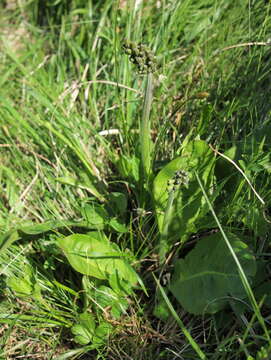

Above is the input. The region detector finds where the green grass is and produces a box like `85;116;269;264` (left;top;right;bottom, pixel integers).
1;0;271;359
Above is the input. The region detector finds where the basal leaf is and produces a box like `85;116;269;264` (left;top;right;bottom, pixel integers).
170;232;256;315
71;312;96;345
255;282;271;308
81;203;107;229
108;273;133;296
57;232;138;284
93;285;128;319
0;221;93;253
108;218;128;233
153;140;215;245
19;220;90;235
116;155;140;182
92;321;113;346
19;221;71;235
6;263;42;300
7;275;33;297
0;230;20;253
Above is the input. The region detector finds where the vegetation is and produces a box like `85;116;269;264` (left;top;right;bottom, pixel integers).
0;0;271;359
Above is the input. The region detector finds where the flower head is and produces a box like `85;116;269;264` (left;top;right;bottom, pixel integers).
122;40;157;74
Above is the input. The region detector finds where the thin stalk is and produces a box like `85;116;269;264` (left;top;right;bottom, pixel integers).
159;189;175;262
140;72;153;182
153;274;206;360
196;172;271;343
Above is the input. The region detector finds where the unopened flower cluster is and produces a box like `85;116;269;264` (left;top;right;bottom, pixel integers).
167;170;189;193
122;40;157;74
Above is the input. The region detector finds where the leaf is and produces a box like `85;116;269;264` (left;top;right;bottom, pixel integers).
19;220;71;235
242;206;269;237
1;166;21;209
6;263;42;300
108;218;128;233
92;321;113;346
153;140;215;245
81;203;107;229
170;232;257;315
44;122;105;202
57;232;138;284
0;230;20;253
215;146;240;197
108;273;133;296
0;220;92;253
116;155;140;182
19;220;93;235
71;312;96;345
94;285;128;319
7;275;33;297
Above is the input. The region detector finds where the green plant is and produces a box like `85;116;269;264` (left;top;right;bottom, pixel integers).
170;232;256;315
153;139;216;260
1;0;271;358
122;40;157;187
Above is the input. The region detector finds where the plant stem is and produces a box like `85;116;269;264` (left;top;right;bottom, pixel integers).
140;72;153;183
159;189;175;262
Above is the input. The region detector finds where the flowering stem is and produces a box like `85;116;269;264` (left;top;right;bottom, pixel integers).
140;72;153;182
122;40;156;191
159;188;175;262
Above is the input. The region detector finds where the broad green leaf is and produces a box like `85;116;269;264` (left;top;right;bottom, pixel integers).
170;232;256;315
153;140;215;246
45;122;105;202
215;146;240;197
108;218;128;233
57;233;138;284
56;173;105;199
1;166;21;209
0;230;20;253
0;220;93;253
6;263;42;300
153;287;170;321
71;312;96;345
92;321;113;346
94;285;128;319
7;275;33;297
252;261;271;309
19;220;93;235
109;273;134;296
19;220;73;235
242;206;269;237
81;203;107;229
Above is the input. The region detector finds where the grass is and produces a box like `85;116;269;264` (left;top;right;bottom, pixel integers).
1;0;271;359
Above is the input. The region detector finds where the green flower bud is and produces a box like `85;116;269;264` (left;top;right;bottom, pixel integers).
122;39;157;74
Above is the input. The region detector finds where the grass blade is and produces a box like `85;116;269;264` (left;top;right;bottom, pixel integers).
153;273;206;360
